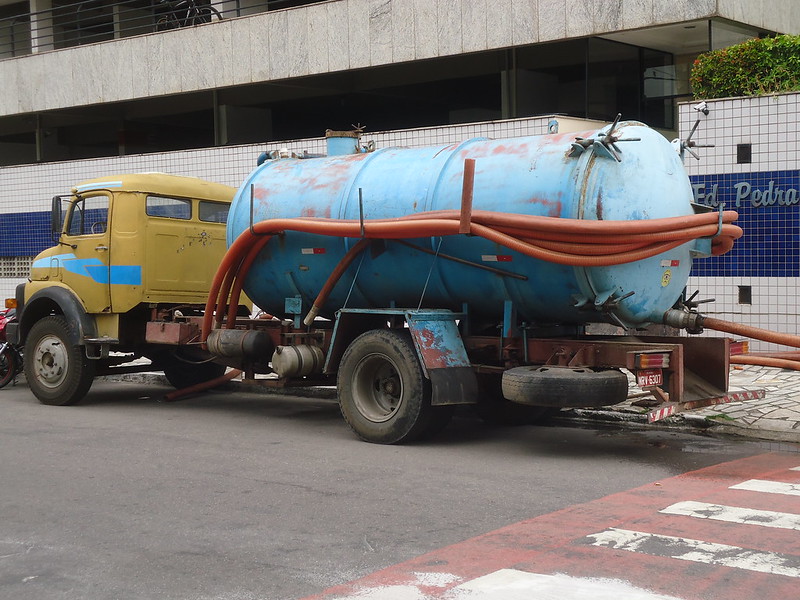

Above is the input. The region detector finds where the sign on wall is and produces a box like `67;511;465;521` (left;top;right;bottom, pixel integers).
691;170;800;277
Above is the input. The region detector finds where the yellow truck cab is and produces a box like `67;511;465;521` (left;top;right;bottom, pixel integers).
12;173;239;405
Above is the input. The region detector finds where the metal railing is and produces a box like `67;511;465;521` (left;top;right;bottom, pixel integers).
0;0;325;58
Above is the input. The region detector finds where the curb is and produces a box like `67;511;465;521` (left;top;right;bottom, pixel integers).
562;406;800;444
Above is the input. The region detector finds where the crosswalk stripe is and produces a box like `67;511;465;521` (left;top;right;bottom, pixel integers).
730;479;800;496
661;500;800;530
585;528;800;578
451;569;683;600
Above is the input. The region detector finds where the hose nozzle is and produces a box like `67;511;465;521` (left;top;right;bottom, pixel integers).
663;308;704;333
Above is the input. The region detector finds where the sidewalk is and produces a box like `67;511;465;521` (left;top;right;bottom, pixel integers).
567;364;800;444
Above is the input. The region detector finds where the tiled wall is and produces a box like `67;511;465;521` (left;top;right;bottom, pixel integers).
681;92;800;351
0;114;582;301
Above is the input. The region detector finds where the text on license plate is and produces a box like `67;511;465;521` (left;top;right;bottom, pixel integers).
637;369;663;387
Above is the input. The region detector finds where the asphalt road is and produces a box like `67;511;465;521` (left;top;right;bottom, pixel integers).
0;379;779;600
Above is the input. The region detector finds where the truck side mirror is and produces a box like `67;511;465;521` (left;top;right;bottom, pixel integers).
51;195;63;237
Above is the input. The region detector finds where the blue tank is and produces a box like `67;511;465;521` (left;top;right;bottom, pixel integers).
227;122;702;327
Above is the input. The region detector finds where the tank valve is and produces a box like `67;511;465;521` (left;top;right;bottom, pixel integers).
663;308;704;334
568;114;640;162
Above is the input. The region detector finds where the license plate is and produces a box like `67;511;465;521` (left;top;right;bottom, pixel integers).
637;368;663;387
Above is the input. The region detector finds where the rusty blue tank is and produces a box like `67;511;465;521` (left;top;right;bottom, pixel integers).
227;122;704;328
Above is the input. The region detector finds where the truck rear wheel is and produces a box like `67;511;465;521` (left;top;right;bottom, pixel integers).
338;329;439;444
24;315;95;406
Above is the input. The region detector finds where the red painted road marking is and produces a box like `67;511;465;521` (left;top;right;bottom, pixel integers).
303;453;800;600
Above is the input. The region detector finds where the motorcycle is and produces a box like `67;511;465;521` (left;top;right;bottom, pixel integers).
0;308;23;389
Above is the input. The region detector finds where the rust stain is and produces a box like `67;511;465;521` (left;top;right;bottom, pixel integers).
529;197;563;217
252;184;270;201
415;327;458;369
547;129;597;144
596;189;604;220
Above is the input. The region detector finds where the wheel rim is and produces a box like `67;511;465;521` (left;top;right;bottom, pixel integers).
0;351;13;383
32;334;70;390
352;352;404;423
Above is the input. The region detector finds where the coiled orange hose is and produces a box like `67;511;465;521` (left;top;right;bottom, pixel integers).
202;209;742;342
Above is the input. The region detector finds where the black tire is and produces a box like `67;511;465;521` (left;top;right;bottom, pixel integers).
502;365;628;408
474;373;554;425
0;347;20;389
160;351;227;390
155;16;176;31
24;315;95;406
338;329;436;444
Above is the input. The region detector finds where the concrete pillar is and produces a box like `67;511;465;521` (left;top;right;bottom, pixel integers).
29;0;54;53
113;3;121;39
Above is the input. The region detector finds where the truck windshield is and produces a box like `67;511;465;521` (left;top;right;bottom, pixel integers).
66;195;109;236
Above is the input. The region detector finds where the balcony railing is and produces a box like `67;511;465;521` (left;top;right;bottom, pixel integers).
0;0;324;58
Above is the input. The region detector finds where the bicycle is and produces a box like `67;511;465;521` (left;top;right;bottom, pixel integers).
156;0;222;31
0;308;22;390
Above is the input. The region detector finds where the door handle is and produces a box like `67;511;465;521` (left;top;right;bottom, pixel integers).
95;245;109;252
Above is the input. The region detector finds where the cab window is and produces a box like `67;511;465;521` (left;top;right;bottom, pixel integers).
146;196;191;220
198;201;229;223
66;195;109;236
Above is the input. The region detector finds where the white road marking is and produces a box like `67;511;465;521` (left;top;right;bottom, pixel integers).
661;500;800;530
790;466;800;471
449;569;684;599
730;479;800;496
586;528;800;578
329;570;683;600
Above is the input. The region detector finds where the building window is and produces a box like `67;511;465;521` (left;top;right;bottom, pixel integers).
738;285;752;305
737;143;752;164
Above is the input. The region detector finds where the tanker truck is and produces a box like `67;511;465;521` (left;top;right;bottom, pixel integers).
9;118;759;444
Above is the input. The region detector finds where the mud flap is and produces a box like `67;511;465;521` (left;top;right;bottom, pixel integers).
405;310;477;406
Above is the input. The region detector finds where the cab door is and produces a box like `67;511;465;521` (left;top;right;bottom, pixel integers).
60;193;112;314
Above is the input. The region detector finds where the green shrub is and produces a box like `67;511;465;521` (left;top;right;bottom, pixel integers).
690;34;800;99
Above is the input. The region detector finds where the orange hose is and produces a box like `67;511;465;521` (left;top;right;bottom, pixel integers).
164;369;243;401
225;234;273;328
201;209;743;341
389;208;739;233
202;229;262;341
304;238;371;325
703;317;800;349
730;355;800;371
746;351;800;359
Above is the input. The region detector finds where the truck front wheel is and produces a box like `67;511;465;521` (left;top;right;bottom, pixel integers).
24;315;95;405
338;329;437;445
